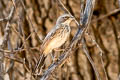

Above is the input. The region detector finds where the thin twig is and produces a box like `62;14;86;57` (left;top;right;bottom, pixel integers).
118;74;120;80
0;47;39;54
0;7;15;22
11;26;23;40
119;0;120;8
20;0;43;43
56;0;70;14
82;39;101;80
6;32;15;80
11;0;16;8
92;8;120;22
4;55;23;64
80;0;85;26
79;1;101;79
85;32;108;80
0;5;15;80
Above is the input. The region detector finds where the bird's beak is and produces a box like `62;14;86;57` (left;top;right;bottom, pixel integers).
71;16;74;19
69;16;74;21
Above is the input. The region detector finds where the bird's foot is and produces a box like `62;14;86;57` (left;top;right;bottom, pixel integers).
59;57;71;67
50;52;58;63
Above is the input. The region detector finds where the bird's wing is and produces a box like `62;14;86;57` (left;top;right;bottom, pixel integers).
41;24;64;48
43;26;57;43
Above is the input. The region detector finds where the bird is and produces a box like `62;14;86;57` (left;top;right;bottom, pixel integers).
34;14;74;72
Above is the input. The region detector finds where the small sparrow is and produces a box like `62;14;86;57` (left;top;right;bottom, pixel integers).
34;14;74;72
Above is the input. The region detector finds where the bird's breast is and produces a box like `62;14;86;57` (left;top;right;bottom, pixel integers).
43;25;71;55
50;25;70;48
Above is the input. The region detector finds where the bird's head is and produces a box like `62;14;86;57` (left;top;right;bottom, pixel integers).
56;14;74;25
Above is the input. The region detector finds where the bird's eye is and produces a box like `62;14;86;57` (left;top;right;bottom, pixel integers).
63;16;69;20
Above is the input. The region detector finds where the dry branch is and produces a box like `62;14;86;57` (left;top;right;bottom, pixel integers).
0;7;15;22
0;6;15;80
20;0;43;44
92;8;120;22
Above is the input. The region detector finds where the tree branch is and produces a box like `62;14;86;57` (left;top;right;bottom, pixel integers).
0;6;15;80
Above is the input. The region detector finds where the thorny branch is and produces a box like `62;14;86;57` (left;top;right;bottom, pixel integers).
40;0;96;80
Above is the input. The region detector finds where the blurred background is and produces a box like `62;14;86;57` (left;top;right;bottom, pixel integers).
0;0;120;80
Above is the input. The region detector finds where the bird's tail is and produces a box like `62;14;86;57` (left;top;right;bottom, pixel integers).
34;54;46;73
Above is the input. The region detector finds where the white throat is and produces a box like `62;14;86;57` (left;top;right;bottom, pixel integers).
61;20;71;25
